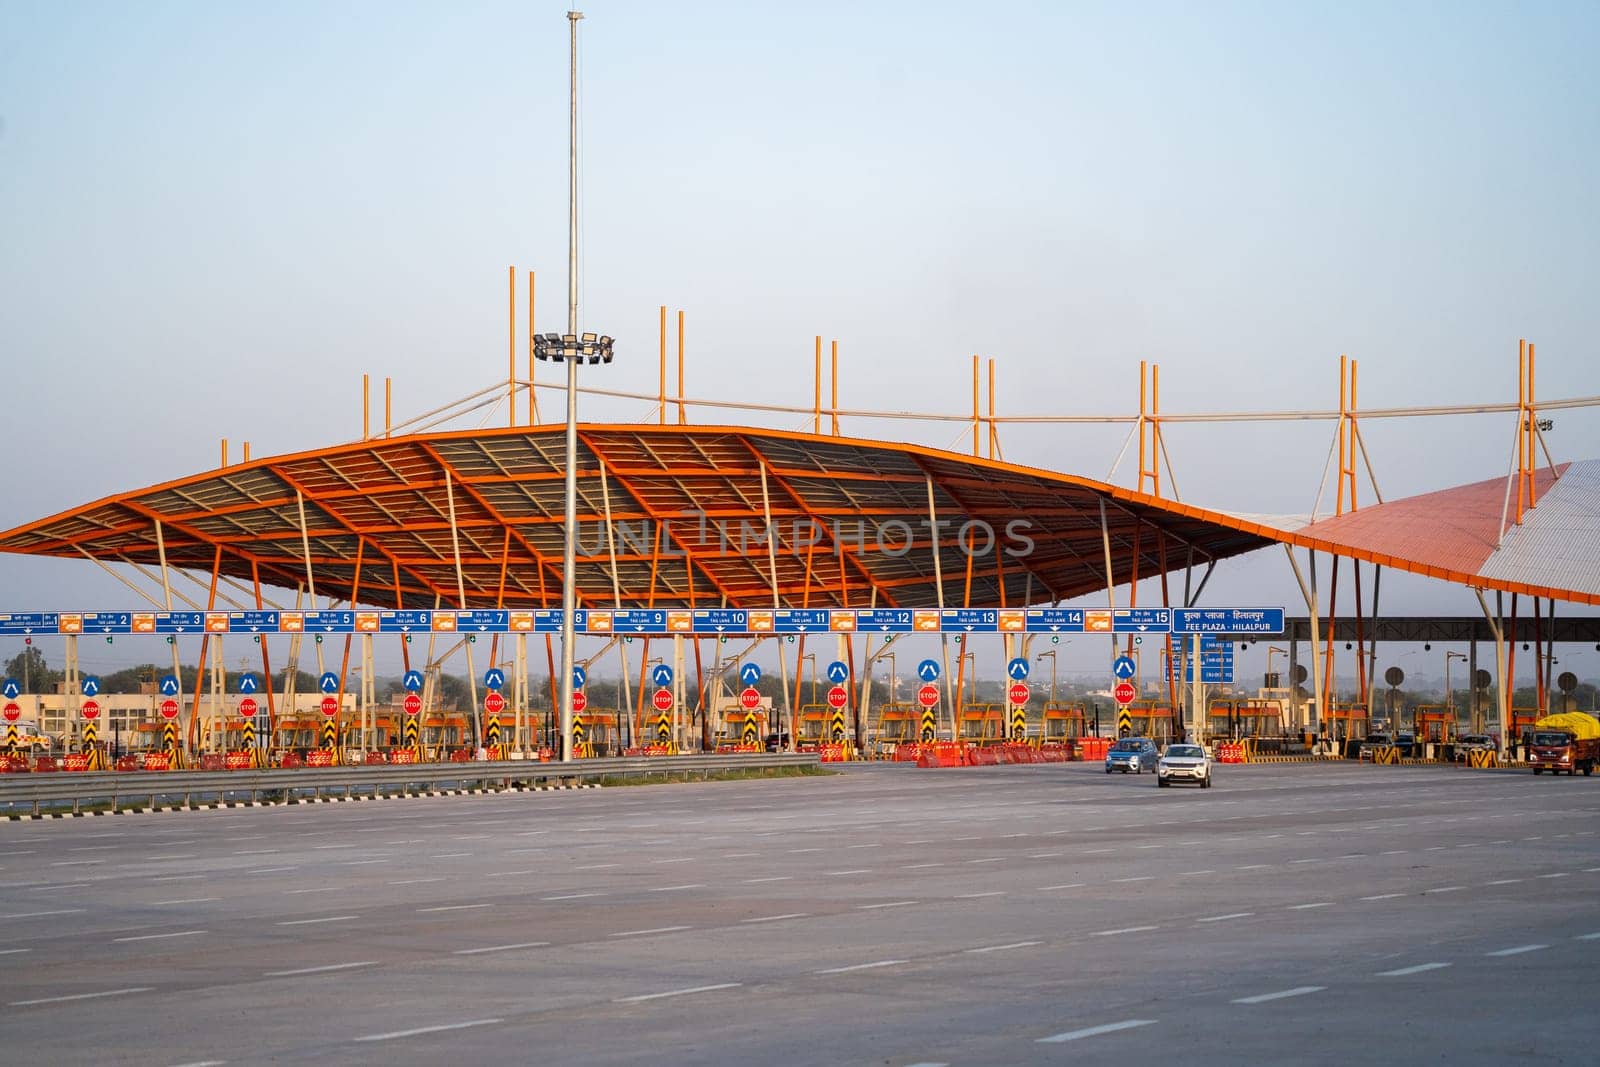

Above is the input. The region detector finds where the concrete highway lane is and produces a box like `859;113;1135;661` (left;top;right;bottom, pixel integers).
2;760;1597;1065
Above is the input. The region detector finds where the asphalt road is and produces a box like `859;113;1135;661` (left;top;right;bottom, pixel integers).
2;760;1597;1066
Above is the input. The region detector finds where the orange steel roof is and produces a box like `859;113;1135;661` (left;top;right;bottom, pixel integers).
0;424;1591;608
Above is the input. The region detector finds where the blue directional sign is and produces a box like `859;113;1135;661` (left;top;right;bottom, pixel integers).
459;609;508;633
650;663;674;687
0;612;59;636
155;612;205;634
825;660;849;685
856;608;914;633
774;609;831;633
85;612;132;634
694;609;748;633
1;678;19;699
1112;656;1137;679
234;611;279;632
614;609;667;634
159;674;180;696
1007;657;1030;680
1025;608;1085;633
238;672;260;695
319;671;340;694
402;669;425;692
1173;608;1285;635
572;665;587;689
484;668;506;690
917;659;941;682
943;608;998;632
381;611;434;634
79;676;100;697
305;610;355;633
1114;608;1171;633
739;662;762;686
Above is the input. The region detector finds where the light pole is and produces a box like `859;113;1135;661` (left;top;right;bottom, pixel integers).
1035;650;1058;705
1266;645;1287;687
1444;651;1466;725
534;10;615;763
800;654;816;705
881;652;896;703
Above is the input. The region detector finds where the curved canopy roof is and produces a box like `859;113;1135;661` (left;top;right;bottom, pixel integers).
0;425;1592;609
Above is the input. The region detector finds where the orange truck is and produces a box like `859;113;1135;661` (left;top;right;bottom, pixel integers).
1527;713;1600;777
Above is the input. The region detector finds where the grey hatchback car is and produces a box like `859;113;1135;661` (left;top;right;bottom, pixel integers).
1105;737;1159;774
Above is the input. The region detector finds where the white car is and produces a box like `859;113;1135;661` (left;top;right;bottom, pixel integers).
1157;743;1212;788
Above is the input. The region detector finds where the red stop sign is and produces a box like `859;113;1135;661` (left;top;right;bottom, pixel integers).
740;686;762;711
81;699;101;720
917;683;940;708
160;699;180;720
1114;681;1137;705
320;695;340;717
403;693;422;716
238;697;258;718
484;691;506;715
1008;682;1030;706
571;691;589;713
652;687;673;712
826;685;848;709
3;702;20;722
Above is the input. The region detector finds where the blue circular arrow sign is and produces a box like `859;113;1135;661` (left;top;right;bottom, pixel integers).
237;672;260;694
81;676;100;697
917;659;941;682
740;662;762;686
402;670;425;692
1112;656;1137;679
825;660;849;684
650;664;674;687
572;665;587;690
1;678;19;699
159;674;180;696
484;668;506;690
319;671;340;694
1007;657;1030;680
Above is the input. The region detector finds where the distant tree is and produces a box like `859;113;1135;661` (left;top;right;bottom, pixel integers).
3;646;61;694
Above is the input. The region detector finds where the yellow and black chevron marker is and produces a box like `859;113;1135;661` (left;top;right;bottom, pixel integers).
1373;744;1400;765
572;717;589;757
403;717;420;755
830;708;846;744
1116;709;1132;737
161;721;185;768
655;710;672;745
484;713;501;756
1010;705;1027;741
241;726;266;768
6;724;17;752
919;707;936;744
742;710;760;746
320;719;338;753
81;721;106;770
1468;748;1498;769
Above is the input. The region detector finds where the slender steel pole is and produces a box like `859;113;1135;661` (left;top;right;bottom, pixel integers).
559;10;584;762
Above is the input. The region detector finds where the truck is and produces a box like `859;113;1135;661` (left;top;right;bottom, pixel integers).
1527;713;1600;776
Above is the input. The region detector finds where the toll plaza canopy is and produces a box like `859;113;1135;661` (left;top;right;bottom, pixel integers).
0;425;1595;609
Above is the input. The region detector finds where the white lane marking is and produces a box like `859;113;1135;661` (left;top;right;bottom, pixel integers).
1233;986;1325;1004
276;916;358;926
1425;886;1466;894
167;1060;227;1067
1092;925;1159;936
342;859;390;866
1575;932;1600;941
432;853;472;859
1290;859;1321;865
967;858;1004;865
575;863;618;870
1584;868;1600;873
741;913;808;924
1037;1019;1157;1043
417;904;493;913
1039;883;1086;890
245;867;298;874
454;941;551;955
1082;848;1114;855
742;876;791;884
354;1018;502;1042
286;888;339;895
722;853;759;859
389;878;445;886
1288;902;1334;910
815;959;905;974
47;860;103;867
616;982;740;1003
1486;879;1523;886
1236;864;1269;870
901;863;944;869
1378;962;1451;977
955;891;1005;899
787;847;824;854
609;926;691;938
0;948;30;955
265;961;376;977
858;901;918;910
151;874;209;882
965;940;1041;954
233;849;280;855
650;884;704;893
1196;912;1253;923
1538;873;1570;880
1380;850;1407;856
1180;870;1217;876
485;870;537;878
1487;944;1547;957
10;987;153;1006
1029;853;1065;859
542;893;603;901
113;930;206;943
6;909;85;919
151;898;219;906
827;870;872;876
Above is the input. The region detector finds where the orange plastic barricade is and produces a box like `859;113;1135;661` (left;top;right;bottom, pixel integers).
304;750;335;767
142;752;172;771
1036;743;1070;762
199;753;225;771
389;749;418;765
224;752;252;770
916;742;969;768
893;743;924;762
60;753;89;772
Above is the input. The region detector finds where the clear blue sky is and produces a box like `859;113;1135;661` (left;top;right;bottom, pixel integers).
2;1;1596;679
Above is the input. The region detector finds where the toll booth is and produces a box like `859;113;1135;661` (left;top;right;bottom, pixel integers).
1041;702;1088;742
574;711;617;756
796;703;830;749
1206;700;1242;742
420;712;468;760
716;704;767;750
275;715;320;755
1411;704;1456;745
959;703;1004;745
874;701;918;754
1325;703;1370;741
1125;702;1176;743
1510;706;1541;740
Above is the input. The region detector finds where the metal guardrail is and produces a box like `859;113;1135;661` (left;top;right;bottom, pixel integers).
0;753;821;815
